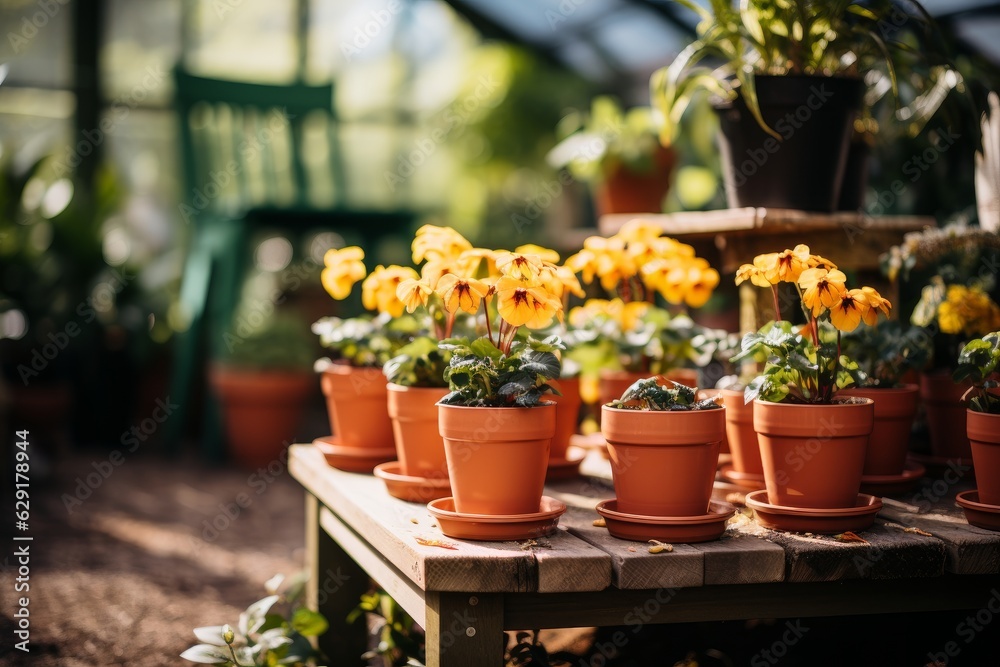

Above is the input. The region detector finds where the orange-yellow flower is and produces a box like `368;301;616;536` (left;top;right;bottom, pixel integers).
362;265;419;317
617;219;664;243
456;247;498;278
397;278;433;313
435;273;489;315
539;264;585;300
495;276;561;328
495;252;545;281
755;244;811;283
619;300;650;332
412;224;472;264
830;289;872;332
682;265;720;308
807;254;838;270
514;244;560;264
420;259;460;290
321;246;366;300
735;263;771;288
859;286;891;325
798;268;847;316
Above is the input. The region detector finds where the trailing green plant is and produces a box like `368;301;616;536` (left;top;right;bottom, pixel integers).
608;376;722;411
181;572;327;667
841;320;932;387
438;335;563;407
953;331;1000;414
546;96;663;182
650;0;945;144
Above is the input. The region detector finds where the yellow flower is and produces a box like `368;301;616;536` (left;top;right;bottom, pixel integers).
565;248;598;285
412;224;472;264
859;286;891;324
555;265;585;298
435;273;490;314
755;244;811;283
682;265;720;308
830;289;872;332
420;259;460;290
539;264;585;301
735;263;771;288
616;219;664;242
514;244;560;264
495;276;562;328
495;252;545;281
456;247;498;278
936;285;1000;336
798;268;847;316
321;246;366;300
619;300;650;332
362;265;419;317
568;299;611;328
807;254;838;270
397;278;433;313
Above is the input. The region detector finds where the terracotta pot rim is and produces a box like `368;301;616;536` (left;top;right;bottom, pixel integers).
842;383;919;394
754;397;874;408
436;401;556;410
387;382;450;393
601;406;725;416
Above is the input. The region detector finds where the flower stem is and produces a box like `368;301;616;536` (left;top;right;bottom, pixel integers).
483;299;495;347
771;285;781;321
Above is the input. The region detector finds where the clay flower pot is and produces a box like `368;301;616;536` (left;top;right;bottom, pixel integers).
438;403;555;515
753;399;874;509
210;367;314;469
549;377;582;460
320;364;394;450
968;411;1000;506
386;384;450;478
841;385;919;476
601;405;725;516
594;144;676;215
920;371;973;462
722;388;762;475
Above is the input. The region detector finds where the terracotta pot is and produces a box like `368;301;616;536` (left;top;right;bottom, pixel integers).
842;385;919;476
594;145;676;215
438;403;555;515
320;365;394;449
601;405;724;516
549;377;582;460
753;399;874;509
722;388;762;474
386;384;450;478
920;372;972;461
968;410;1000;506
698;388;729;454
210;367;314;469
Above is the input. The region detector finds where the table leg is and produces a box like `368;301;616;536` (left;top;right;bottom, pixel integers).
305;493;370;665
425;592;504;667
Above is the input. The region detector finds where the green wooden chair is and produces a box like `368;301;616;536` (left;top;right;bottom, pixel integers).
167;66;418;458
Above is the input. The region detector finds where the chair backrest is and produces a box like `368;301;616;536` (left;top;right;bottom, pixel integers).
174;66;346;221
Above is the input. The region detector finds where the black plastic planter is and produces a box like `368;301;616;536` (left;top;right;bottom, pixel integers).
715;75;865;212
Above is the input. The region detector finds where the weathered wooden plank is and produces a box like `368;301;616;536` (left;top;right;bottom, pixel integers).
559;504;705;589
531;527;613;593
426;592;504;667
747;519;946;583
690;529;786;585
880;491;1000;575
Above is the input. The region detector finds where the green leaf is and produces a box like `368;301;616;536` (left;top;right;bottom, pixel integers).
180;644;232;664
290;608;329;638
469;336;503;361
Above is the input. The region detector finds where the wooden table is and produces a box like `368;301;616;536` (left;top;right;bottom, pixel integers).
289;444;1000;667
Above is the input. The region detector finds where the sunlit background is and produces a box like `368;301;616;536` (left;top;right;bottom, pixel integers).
1;0;999;453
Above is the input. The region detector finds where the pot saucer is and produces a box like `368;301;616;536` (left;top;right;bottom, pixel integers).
313;436;396;474
744;490;882;534
373;462;451;503
860;460;926;496
955;490;1000;532
426;496;567;541
595;499;736;543
718;464;766;491
546;453;586;481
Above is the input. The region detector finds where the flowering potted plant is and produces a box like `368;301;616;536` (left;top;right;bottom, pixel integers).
564;220;722;408
547;96;675;215
733;245;891;509
841;322;932;478
953;332;1000;506
885;222;1000;461
601;377;724;517
434;250;565;516
313;247;419;467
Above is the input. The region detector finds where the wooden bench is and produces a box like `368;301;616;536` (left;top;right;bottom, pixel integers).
289;444;1000;666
